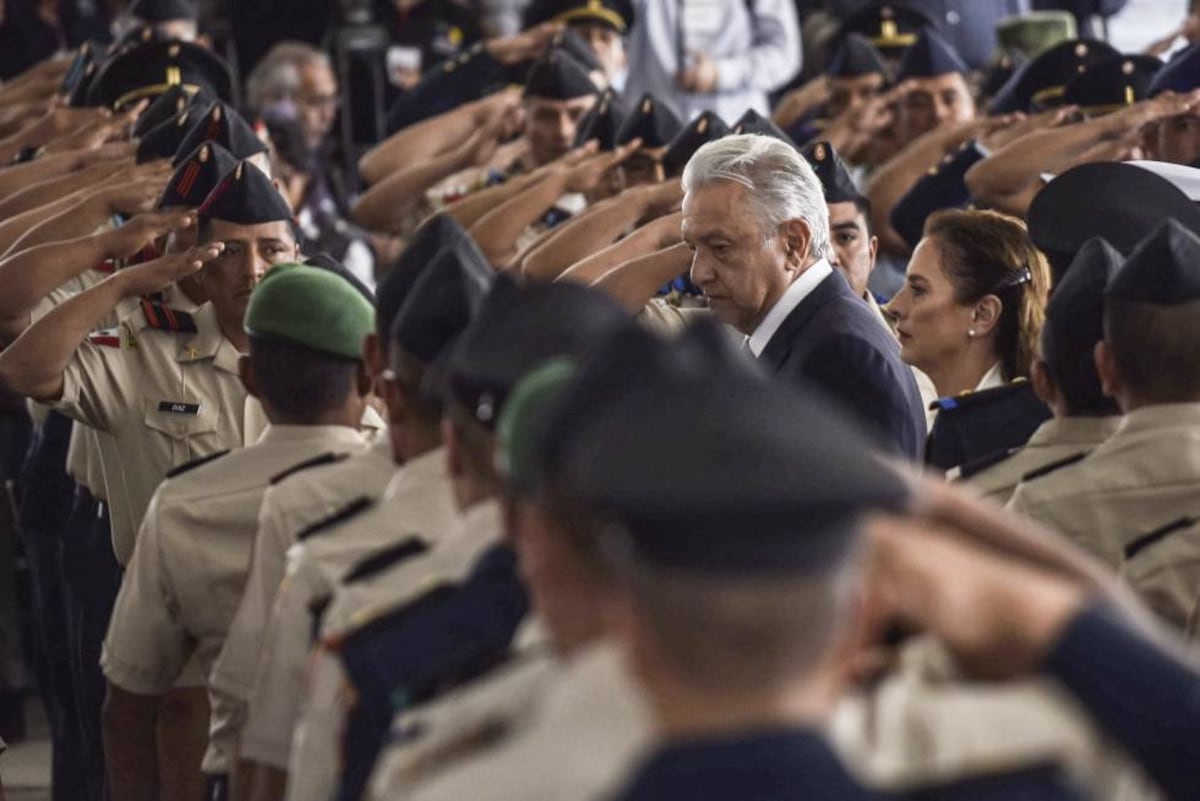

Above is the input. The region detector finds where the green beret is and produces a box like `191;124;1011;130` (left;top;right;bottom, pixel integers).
496;358;579;496
244;264;374;360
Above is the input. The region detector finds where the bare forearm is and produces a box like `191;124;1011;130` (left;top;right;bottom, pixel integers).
102;688;162;801
522;195;645;281
593;243;693;312
0;162;121;222
0;272;127;399
442;172;539;230
470;172;568;265
6;193;107;254
0;230;116;325
0;191;91;258
558;212;683;285
360;97;489;185
965;121;1119;205
0;152;86;201
353;149;471;232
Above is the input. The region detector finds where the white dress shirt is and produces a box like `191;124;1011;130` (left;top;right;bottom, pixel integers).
746;259;833;357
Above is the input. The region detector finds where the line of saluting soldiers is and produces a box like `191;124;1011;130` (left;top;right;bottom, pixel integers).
0;1;1200;801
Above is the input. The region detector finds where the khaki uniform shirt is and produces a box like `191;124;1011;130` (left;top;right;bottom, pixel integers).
52;301;268;563
238;448;459;770
285;499;501;801
101;423;369;773
207;438;396;759
1119;517;1200;633
955;416;1123;506
392;639;651;801
831;637;1154;800
1007;404;1200;568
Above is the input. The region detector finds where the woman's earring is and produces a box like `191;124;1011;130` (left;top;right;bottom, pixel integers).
968;329;977;338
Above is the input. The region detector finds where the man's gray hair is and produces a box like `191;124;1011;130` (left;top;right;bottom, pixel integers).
246;42;333;109
682;134;831;262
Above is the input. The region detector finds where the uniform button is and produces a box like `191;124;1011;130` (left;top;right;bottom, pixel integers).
946;10;960;25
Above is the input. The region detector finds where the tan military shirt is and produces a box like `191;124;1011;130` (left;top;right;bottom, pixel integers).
955;416;1123;506
285;498;501;801
392;639;651;801
53;301;267;563
831;637;1152;799
1007;404;1200;568
238;447;459;770
207;438;396;759
1119;517;1200;633
100;423;369;773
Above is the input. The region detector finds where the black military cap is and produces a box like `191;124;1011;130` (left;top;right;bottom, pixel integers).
801;141;862;206
539;321;911;574
890;142;985;249
135;109;195;163
522;50;598;100
837;2;935;56
1042;238;1121;401
552;27;604;74
448;275;628;430
134;83;214;138
523;0;634;33
128;0;197;21
1028;162;1200;281
159;141;238;209
304;253;376;305
616;94;682;149
198;160;292;226
108;23;174;56
574;89;626;150
61;42;100;100
662;111;730;177
1063;54;1161;115
65;56;104;108
827;32;888;78
390;236;494;365
173;101;267;167
377;215;469;338
1107;219;1200;305
896;27;968;80
731;109;796;147
990;38;1121;114
1149;40;1200;96
87;39;233;110
980;51;1027;100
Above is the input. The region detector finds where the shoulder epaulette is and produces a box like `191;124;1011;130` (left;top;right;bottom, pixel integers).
296;496;374;542
335;583;458;650
957;447;1021;480
930;379;1030;413
1020;451;1088;483
1124;516;1200;561
342;537;430;585
269;451;350;486
166;449;230;479
140;299;197;334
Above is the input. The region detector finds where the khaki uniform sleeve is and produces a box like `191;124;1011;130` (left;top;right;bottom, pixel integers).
54;330;140;435
636;299;712;336
284;646;353;801
101;491;192;694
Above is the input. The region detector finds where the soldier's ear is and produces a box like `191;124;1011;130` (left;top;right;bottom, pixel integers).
237;354;260;399
1030;359;1057;409
1093;340;1121;403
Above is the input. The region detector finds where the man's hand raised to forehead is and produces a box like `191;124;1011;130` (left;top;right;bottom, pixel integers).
101;209;196;261
114;240;225;300
564;139;642;194
486;21;564;66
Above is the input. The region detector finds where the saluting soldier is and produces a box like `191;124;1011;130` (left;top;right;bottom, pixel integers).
1008;219;1200;572
100;263;376;801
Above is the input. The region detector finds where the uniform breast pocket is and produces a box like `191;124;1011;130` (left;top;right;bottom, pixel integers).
143;398;221;462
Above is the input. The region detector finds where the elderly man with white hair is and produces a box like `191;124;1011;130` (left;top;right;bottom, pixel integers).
681;133;926;459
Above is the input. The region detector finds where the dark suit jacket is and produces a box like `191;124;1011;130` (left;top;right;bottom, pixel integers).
758;269;926;460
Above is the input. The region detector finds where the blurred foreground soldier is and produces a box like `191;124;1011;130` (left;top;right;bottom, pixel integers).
1009;219;1200;578
102;265;375;801
681;134;925;458
955;238;1123;502
623;0;800;123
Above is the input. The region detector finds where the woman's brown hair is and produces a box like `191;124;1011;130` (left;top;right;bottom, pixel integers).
923;209;1051;381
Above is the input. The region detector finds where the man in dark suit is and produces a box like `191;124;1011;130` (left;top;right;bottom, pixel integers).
681;133;926;459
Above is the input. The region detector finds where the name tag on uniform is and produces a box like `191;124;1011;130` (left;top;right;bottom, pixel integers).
158;401;201;416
